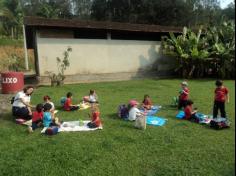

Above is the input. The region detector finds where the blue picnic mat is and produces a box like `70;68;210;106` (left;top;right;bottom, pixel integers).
176;111;185;119
146;116;167;126
195;113;213;124
140;106;161;116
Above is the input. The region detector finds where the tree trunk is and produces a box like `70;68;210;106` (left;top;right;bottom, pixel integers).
188;65;195;78
11;27;14;39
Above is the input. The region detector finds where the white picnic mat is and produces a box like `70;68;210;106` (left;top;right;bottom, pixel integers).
58;121;102;132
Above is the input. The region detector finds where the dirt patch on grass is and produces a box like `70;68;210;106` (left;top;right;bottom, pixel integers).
0;94;12;116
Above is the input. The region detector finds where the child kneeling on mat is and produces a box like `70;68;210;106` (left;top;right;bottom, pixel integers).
184;100;198;121
87;104;102;128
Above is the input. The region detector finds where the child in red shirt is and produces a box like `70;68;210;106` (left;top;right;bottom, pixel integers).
28;103;44;132
87;105;102;128
178;81;189;110
142;95;153;110
184;100;198;120
213;80;229;119
63;92;79;111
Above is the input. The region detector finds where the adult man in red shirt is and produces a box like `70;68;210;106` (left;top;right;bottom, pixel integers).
213;80;229;119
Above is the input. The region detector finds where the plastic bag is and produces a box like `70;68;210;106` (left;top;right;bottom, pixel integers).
134;115;146;130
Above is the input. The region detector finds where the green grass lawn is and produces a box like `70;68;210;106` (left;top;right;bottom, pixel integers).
0;79;235;176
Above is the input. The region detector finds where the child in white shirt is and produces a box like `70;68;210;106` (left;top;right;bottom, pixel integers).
89;90;98;103
128;100;144;121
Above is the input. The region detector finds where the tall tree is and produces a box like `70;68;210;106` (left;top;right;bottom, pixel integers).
91;0;109;21
36;0;73;19
91;0;224;26
221;2;235;21
20;0;73;19
71;0;93;20
0;0;23;38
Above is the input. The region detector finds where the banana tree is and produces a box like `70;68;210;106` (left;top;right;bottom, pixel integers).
206;21;235;78
162;26;210;78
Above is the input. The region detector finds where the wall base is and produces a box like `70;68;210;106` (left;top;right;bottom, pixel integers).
36;71;174;85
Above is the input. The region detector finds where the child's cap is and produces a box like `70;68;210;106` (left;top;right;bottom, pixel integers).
129;100;139;106
181;81;188;86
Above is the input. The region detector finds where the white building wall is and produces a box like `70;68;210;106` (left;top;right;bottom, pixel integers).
36;37;163;76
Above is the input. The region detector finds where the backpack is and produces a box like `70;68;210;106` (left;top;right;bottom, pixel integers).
45;126;59;135
10;96;20;104
210;118;230;130
118;104;129;119
60;97;66;106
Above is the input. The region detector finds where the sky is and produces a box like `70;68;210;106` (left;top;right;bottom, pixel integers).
220;0;234;8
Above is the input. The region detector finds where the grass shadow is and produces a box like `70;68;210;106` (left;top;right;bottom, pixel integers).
201;123;232;131
0;112;15;122
107;113;137;130
55;105;64;111
163;104;178;110
107;113;120;120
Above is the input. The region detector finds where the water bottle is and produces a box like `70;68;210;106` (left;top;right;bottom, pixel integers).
79;119;84;126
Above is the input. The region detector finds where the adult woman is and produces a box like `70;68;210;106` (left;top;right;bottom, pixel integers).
12;86;35;120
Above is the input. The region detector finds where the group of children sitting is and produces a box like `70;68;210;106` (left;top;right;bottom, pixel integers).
28;90;102;133
126;95;152;121
27;79;230;132
120;79;230;128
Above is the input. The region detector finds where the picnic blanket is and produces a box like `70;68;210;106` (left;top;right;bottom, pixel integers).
78;103;91;110
195;113;213;124
146;116;167;126
176;111;185;119
58;121;103;132
140;105;162;116
176;111;212;124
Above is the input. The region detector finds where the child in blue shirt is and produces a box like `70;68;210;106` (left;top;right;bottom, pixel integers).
43;103;61;127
